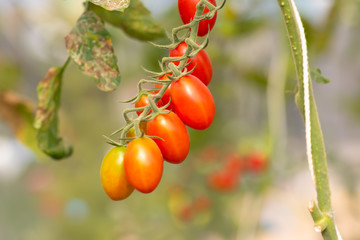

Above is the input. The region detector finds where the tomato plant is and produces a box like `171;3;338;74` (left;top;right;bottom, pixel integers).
147;112;190;164
178;0;217;37
170;41;213;85
100;147;134;200
124;137;163;193
98;0;221;200
171;75;215;130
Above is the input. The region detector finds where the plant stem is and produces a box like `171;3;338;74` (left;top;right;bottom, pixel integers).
276;0;341;239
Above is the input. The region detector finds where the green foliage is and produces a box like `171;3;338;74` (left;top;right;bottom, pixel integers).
311;67;330;84
34;66;73;160
87;0;130;11
65;11;121;92
88;0;165;41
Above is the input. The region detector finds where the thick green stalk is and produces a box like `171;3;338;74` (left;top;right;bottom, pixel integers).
276;0;341;239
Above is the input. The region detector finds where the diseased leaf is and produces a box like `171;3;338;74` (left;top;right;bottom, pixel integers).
88;0;165;41
0;91;42;155
34;68;61;130
65;11;121;92
34;66;73;160
310;67;330;84
87;0;130;11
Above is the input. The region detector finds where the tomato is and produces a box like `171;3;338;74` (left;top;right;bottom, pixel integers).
135;93;163;116
178;0;217;37
155;75;173;110
147;112;190;164
126;122;147;139
100;147;134;200
124;137;163;193
170;75;215;130
207;170;238;192
170;41;213;85
245;152;267;173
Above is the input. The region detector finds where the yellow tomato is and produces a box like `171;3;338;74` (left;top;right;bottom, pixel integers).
100;146;134;200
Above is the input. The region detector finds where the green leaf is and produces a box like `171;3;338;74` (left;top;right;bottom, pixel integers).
34;66;73;160
87;0;130;11
88;0;165;41
65;11;121;92
310;68;330;84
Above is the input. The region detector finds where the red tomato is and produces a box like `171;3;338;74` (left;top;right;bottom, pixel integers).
207;171;238;192
170;75;215;130
178;0;217;37
155;75;173;110
246;152;267;173
147;112;190;164
100;147;134;200
124;137;163;193
135;93;163;116
170;41;213;85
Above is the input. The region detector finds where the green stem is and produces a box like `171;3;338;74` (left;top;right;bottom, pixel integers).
277;1;340;239
62;57;71;70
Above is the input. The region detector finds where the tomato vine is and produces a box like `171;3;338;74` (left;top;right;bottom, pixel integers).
106;0;225;146
99;0;226;199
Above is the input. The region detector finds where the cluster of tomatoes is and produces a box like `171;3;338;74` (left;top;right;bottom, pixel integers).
100;0;218;201
207;151;268;192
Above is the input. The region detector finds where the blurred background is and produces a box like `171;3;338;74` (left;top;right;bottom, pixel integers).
0;0;360;239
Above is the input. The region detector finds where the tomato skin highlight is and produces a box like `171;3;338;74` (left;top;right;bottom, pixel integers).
178;0;217;37
100;147;134;200
124;137;163;193
170;42;213;86
135;93;163;116
147;112;190;164
170;75;215;130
